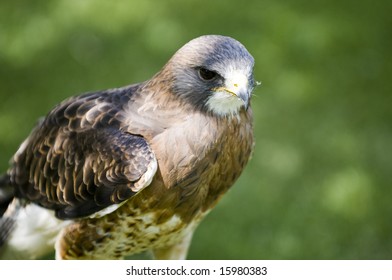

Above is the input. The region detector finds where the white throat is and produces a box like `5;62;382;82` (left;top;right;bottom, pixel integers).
206;91;244;116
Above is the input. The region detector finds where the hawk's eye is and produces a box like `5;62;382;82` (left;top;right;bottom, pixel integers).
198;68;217;81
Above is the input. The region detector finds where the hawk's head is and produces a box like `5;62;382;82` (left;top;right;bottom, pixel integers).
166;35;256;116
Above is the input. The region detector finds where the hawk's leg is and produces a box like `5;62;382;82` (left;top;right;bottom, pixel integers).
151;230;194;260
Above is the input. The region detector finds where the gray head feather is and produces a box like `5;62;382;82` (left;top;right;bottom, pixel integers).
164;35;255;115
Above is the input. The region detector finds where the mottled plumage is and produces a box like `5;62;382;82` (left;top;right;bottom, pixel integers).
0;35;256;259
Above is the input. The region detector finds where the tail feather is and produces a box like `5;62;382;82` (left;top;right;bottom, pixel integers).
0;173;16;249
0;216;16;247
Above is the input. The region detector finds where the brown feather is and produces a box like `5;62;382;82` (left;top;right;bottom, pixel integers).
9;87;157;219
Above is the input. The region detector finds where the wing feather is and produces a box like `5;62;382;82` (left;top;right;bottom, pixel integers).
10;87;157;219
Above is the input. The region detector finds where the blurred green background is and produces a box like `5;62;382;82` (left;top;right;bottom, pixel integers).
0;0;391;259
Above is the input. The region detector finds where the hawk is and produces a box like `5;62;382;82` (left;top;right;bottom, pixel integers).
0;35;256;259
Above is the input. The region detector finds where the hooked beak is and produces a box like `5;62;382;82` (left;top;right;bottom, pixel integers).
220;72;251;109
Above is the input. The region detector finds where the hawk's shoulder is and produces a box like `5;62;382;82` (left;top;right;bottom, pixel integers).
44;84;141;131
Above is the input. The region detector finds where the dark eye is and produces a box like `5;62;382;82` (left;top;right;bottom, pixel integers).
198;68;217;81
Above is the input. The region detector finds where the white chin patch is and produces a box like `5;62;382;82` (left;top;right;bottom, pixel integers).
206;91;244;116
